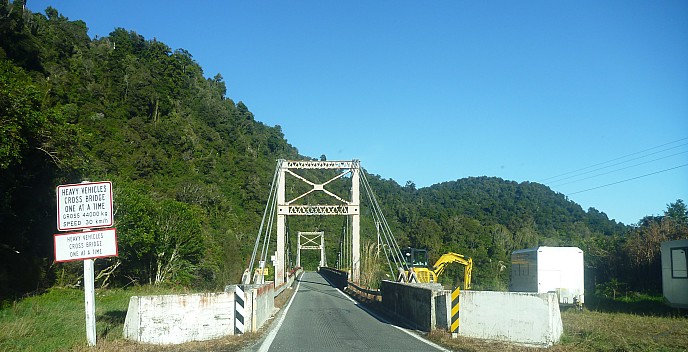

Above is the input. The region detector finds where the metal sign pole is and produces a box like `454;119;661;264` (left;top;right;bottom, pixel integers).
81;180;97;347
84;257;96;346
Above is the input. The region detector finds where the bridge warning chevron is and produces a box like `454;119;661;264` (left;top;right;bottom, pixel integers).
235;285;245;334
451;287;460;334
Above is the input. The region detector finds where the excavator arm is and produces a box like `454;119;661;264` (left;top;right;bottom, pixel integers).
432;252;473;290
398;248;473;289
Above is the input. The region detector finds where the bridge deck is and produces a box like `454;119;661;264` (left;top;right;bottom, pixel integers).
257;271;445;352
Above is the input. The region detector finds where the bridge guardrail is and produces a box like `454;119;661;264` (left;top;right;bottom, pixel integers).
346;281;382;302
318;267;348;289
275;267;303;297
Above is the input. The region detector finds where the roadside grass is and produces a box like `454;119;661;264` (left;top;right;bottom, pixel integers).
558;308;688;351
0;285;244;352
0;283;297;352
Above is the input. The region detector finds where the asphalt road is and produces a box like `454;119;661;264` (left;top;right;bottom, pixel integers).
255;271;447;352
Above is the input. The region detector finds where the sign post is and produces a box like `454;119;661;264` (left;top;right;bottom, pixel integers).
84;258;96;345
55;181;116;347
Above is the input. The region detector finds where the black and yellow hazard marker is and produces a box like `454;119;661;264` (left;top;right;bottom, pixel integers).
451;286;460;334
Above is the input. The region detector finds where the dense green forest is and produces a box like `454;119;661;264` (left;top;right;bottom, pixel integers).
1;3;687;302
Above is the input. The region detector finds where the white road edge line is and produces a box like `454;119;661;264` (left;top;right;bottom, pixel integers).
257;274;302;352
321;273;451;352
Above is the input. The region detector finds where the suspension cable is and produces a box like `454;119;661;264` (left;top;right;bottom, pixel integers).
359;169;408;279
245;159;281;284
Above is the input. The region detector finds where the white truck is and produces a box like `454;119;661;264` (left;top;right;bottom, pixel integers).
510;246;584;307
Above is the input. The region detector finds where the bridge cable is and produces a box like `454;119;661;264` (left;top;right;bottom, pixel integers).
360;169;409;278
258;161;282;279
245;160;281;284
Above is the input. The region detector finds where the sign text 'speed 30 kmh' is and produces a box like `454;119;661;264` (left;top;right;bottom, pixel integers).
56;181;113;231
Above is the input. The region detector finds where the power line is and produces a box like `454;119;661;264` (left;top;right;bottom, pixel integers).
551;150;688;187
548;143;688;185
540;137;688;183
568;163;688;195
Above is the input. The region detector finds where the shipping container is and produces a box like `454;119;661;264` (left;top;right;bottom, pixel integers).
510;246;584;306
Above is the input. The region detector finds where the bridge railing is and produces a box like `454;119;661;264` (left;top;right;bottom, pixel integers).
275;267;303;297
318;267;349;290
346;281;382;302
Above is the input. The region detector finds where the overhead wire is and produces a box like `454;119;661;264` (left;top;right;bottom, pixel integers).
531;137;688;198
551;150;688;187
569;163;688;195
540;137;688;184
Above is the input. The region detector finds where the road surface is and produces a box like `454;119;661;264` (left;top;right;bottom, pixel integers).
255;271;447;352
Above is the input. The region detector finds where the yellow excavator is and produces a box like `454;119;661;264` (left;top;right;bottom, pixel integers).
398;247;473;290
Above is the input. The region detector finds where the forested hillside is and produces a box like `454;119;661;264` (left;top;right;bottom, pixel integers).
0;3;300;299
2;3;686;302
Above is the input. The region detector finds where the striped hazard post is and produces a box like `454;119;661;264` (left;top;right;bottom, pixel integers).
235;285;246;334
450;286;460;335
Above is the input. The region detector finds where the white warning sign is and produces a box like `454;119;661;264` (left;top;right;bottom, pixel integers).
57;181;113;231
54;228;118;262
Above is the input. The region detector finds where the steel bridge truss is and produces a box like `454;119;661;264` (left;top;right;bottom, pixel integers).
275;160;360;286
296;231;326;268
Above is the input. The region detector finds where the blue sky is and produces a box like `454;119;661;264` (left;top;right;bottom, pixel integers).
28;1;688;225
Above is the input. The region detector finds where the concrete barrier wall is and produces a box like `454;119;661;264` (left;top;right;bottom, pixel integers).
318;267;348;289
124;269;303;345
226;282;275;333
251;282;275;331
459;291;563;347
380;280;447;331
123;292;235;344
275;268;303;297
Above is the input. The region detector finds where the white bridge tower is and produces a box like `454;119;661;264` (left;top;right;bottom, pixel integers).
275;160;360;286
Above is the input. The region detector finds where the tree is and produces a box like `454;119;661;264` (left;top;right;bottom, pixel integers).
0;60;45;169
665;199;688;226
114;183;205;286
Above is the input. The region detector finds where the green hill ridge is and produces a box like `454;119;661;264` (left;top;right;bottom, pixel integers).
1;3;686;301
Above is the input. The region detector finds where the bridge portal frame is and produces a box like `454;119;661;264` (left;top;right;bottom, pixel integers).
276;160;360;287
296;231;326;268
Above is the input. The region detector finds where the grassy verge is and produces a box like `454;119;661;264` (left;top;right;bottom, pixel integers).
0;282;300;352
0;286;262;352
557;308;688;351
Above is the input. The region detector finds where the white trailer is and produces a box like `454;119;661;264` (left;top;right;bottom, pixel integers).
660;239;688;308
510;247;584;306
